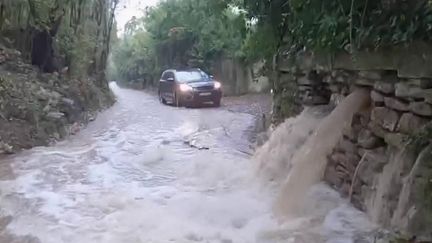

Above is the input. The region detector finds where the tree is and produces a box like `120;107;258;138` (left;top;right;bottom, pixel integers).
242;0;432;55
111;0;248;86
0;0;119;83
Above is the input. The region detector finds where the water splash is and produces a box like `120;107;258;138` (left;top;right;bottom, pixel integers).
0;85;377;243
255;89;371;218
254;106;329;184
275;89;370;217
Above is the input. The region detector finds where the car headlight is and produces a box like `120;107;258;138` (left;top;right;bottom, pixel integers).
179;84;193;92
214;81;222;89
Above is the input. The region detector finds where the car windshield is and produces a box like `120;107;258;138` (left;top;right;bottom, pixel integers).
176;71;209;83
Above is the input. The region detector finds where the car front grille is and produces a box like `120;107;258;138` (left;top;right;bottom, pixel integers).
195;85;214;91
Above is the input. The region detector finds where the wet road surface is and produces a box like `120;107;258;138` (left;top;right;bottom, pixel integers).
0;84;375;243
0;83;277;243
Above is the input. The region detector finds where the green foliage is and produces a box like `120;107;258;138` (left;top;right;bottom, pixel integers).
112;0;432;85
1;0;119;80
243;0;432;56
112;31;158;85
112;0;248;85
145;0;247;60
242;22;279;61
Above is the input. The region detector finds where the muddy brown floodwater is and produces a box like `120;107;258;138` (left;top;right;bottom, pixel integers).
0;83;376;243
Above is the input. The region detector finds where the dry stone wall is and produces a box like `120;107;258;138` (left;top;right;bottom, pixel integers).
321;71;432;237
276;52;432;239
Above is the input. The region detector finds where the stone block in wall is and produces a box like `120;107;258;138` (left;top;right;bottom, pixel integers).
371;90;385;106
332;153;360;174
343;123;362;142
297;76;316;86
335;164;350;179
357;129;385;149
307;70;325;82
395;82;424;100
422;89;432;104
331;70;338;78
357;147;388;169
323;75;333;83
384;133;409;149
279;73;296;83
371;107;400;132
358;71;383;80
324;165;343;187
368;121;388;138
336;75;347;83
353;110;371;127
298;85;311;92
374;82;395;95
407;78;432;89
384;97;409;112
306;42;432;78
356;78;375;87
397;113;429;135
409;101;432;117
329;84;341;93
357;149;388;186
337;138;358;154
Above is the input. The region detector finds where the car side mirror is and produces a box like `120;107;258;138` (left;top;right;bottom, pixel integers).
167;77;174;82
209;75;214;79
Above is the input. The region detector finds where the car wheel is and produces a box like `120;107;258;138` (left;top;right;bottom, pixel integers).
213;99;221;107
174;92;181;107
159;92;167;104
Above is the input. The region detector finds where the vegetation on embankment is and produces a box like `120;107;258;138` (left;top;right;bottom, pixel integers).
0;0;119;153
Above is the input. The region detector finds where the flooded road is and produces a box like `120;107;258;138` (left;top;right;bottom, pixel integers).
0;84;376;243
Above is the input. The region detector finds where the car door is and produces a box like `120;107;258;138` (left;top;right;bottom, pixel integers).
159;71;171;99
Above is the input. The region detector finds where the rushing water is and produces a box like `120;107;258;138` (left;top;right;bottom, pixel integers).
0;83;376;243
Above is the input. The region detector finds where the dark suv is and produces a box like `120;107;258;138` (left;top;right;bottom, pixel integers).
158;69;222;107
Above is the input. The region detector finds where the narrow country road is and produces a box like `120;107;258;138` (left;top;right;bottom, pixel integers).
0;84;375;243
0;83;276;243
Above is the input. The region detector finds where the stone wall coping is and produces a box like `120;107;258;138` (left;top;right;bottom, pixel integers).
278;41;432;79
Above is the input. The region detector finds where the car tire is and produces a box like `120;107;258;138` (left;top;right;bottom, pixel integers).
213;99;221;107
174;92;181;107
159;92;167;104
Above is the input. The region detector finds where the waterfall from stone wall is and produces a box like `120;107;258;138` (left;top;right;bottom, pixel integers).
254;106;328;184
257;89;371;218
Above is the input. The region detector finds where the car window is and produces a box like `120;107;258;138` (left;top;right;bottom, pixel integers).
161;72;169;80
161;71;175;81
166;72;175;81
200;71;210;80
176;71;207;83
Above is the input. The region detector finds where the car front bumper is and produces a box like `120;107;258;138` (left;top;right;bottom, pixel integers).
179;89;222;105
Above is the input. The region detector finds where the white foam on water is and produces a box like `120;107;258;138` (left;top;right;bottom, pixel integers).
254;106;326;184
0;86;377;243
263;90;370;217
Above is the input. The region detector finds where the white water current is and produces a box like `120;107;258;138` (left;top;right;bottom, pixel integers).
0;84;376;243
